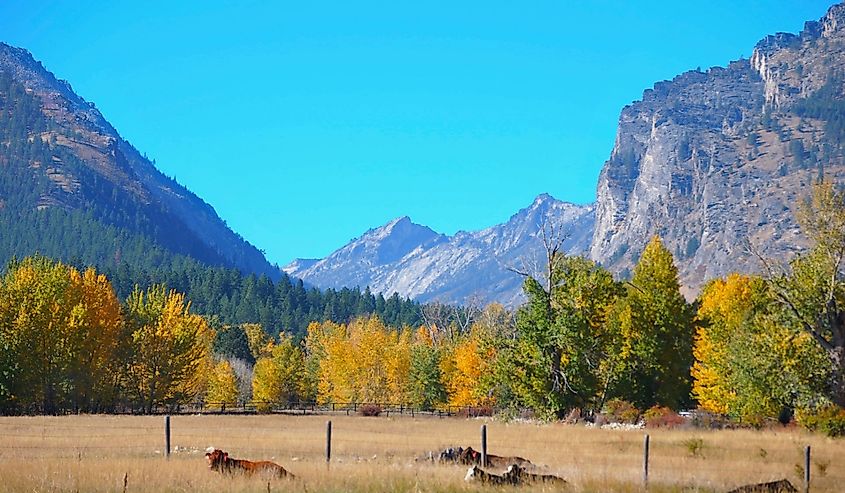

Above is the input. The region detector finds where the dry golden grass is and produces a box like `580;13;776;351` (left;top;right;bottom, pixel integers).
0;414;842;492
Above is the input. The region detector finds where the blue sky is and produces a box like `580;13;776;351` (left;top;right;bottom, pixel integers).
0;1;834;265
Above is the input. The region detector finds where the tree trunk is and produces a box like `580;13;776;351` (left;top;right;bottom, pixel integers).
829;346;845;408
550;348;563;393
147;379;156;414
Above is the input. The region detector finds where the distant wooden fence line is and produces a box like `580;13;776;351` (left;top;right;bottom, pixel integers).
105;401;498;418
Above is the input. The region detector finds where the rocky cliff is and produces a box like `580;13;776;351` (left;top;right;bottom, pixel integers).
285;195;594;306
591;2;845;295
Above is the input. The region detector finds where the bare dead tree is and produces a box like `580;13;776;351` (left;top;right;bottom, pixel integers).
226;357;254;402
508;217;571;295
419;300;479;344
455;295;482;335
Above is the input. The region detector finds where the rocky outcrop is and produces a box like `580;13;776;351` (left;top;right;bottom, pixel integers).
286;195;594;306
590;2;845;295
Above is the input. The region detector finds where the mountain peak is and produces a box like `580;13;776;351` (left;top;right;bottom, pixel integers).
365;215;436;240
382;215;413;229
531;193;556;206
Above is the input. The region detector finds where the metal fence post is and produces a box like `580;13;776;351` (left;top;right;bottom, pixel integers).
481;424;488;468
164;415;171;459
805;445;811;493
326;420;332;465
643;434;650;488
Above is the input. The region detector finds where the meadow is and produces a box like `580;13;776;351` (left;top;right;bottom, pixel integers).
0;413;843;492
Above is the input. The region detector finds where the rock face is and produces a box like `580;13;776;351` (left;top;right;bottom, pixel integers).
285;195;594;306
591;2;845;295
0;43;279;278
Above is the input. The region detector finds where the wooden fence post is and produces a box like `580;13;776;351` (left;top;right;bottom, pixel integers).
643;434;649;488
164;415;171;459
804;445;811;493
326;420;332;465
481;424;488;468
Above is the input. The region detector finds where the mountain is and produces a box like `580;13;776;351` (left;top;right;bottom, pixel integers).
591;2;845;295
285;195;595;306
289;2;845;304
0;42;279;278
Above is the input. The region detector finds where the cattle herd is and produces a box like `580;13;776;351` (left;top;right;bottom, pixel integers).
204;445;800;492
436;445;566;486
203;444;565;486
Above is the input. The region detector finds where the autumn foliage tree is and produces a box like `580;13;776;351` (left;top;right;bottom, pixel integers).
308;317;411;404
205;359;239;406
441;332;494;408
251;333;306;411
124;285;213;413
692;274;763;414
0;256;123;413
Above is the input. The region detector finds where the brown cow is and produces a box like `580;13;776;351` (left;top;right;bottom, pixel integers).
458;446;533;468
503;464;567;486
205;448;293;478
726;479;798;493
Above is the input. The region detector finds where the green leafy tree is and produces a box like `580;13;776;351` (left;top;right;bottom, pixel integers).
764;182;845;408
407;329;445;410
610;236;694;410
504;252;622;419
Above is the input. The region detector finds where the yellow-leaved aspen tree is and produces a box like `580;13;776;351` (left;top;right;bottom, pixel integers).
125;285;213;413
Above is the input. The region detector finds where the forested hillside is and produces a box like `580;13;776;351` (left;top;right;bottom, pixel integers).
102;260;424;336
0;48;424;336
0;42;278;278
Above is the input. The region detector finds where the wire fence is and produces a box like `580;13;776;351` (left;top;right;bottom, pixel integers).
1;416;844;491
68;400;501;418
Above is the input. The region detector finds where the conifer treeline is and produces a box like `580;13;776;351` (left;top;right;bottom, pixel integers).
0;69;423;335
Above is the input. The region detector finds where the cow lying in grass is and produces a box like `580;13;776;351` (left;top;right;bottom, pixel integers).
726;479;798;493
504;464;567;486
458;446;533;469
205;448;294;478
466;464;567;486
438;446;533;468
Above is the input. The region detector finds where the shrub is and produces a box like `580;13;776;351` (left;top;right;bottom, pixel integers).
682;437;705;457
644;406;685;429
797;405;845;437
358;404;382;417
603;399;640;424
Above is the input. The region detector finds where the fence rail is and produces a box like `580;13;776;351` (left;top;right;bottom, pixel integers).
56;401;500;418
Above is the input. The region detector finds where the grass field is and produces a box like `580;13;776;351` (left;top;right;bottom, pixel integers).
0;413;843;492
